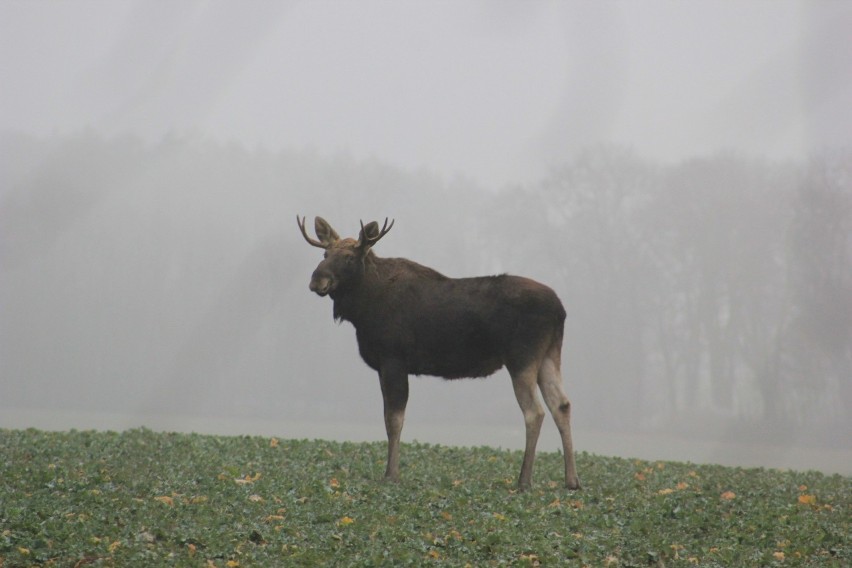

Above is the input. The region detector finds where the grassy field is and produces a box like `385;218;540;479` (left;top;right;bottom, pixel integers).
1;429;848;567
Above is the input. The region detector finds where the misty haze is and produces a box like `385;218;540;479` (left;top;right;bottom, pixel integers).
2;1;851;476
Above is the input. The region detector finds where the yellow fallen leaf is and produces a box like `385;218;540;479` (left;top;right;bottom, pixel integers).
269;437;279;448
493;513;506;521
188;543;196;556
154;495;174;506
798;484;808;492
339;516;355;526
658;488;675;495
226;561;240;567
720;491;736;500
109;540;121;552
329;478;340;488
773;551;785;561
676;482;690;490
265;515;285;522
248;494;263;503
18;547;30;555
441;511;453;520
798;494;816;505
235;472;261;485
426;549;441;559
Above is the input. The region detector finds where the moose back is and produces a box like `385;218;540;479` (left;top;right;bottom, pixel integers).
297;216;580;490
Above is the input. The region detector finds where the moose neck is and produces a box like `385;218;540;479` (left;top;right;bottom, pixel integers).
331;252;384;325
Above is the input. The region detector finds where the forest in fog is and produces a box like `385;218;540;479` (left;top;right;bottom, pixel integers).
2;132;850;447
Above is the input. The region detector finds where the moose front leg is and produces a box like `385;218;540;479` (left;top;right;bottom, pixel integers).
379;362;409;482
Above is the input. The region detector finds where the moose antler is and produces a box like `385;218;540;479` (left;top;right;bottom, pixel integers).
359;218;394;249
296;215;328;249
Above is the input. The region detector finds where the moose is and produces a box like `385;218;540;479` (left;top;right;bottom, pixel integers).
297;216;580;491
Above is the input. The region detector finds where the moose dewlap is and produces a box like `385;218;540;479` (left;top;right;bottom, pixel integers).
297;216;580;491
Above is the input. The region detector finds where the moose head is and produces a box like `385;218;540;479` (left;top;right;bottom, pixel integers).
297;216;394;298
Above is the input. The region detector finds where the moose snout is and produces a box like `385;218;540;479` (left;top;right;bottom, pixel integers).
309;274;334;296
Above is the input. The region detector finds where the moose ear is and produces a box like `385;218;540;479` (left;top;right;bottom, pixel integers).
314;216;340;245
359;221;380;243
357;218;394;252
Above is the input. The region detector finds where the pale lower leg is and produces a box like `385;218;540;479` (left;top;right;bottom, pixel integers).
383;408;404;480
538;357;580;489
511;366;545;491
379;366;409;482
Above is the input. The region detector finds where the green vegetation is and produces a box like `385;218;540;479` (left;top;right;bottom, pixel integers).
1;428;848;566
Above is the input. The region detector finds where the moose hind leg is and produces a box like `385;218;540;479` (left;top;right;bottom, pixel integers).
379;363;409;482
538;356;580;489
510;363;545;491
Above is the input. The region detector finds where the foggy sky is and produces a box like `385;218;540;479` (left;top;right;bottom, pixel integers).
2;0;850;188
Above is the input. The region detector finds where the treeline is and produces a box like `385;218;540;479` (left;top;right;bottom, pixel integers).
507;149;851;444
1;132;849;445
